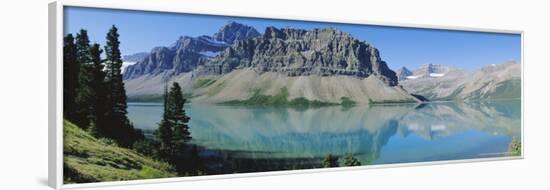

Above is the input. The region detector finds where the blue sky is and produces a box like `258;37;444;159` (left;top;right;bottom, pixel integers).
64;6;521;70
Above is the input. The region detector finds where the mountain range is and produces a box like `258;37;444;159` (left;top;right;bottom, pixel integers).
399;62;521;100
123;21;261;80
185;100;519;161
397;64;453;80
123;21;419;104
122;21;520;103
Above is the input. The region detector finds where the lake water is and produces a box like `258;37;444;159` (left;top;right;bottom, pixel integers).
127;100;521;171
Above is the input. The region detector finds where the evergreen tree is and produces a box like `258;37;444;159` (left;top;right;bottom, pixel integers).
157;119;174;159
86;43;107;136
167;82;191;146
73;29;92;128
63;33;78;122
343;154;361;166
74;43;106;134
156;85;174;158
75;62;94;129
75;29;91;65
155;82;192;167
322;154;339;168
103;25;142;147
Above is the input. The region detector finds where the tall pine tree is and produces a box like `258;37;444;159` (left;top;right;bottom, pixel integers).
157;85;174;158
86;43;107;136
156;82;191;162
75;29;91;65
63;34;78;122
167;82;191;146
74;29;92;129
75;43;107;134
103;25;142;147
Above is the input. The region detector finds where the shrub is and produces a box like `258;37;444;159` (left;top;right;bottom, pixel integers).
508;137;521;156
343;154;361;166
322;154;339;168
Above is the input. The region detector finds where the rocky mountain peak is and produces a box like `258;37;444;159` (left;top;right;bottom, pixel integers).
480;61;520;77
262;27;354;42
124;22;260;80
264;27;287;39
213;21;261;44
171;35;229;52
122;52;148;63
197;26;399;86
396;67;413;81
410;64;451;78
401;61;521;100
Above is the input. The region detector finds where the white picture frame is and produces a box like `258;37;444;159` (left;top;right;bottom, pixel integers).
48;1;524;189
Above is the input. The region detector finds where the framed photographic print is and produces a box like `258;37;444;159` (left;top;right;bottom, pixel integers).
48;1;523;189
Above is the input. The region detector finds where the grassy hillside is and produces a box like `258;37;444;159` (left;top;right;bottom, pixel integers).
63;120;176;184
221;87;355;107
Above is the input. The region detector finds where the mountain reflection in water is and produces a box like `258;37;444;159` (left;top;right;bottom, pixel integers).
127;100;520;173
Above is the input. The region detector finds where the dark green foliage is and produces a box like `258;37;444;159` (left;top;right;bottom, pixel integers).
75;43;107;135
287;97;310;106
343;154;361;166
266;87;289;105
75;29;91;65
156;119;175;159
68;26;142;147
104;25;123;81
223;87;338;107
74;63;93;129
166;83;192;144
340;97;356;107
157;83;192;150
222;88;288;106
188;145;205;175
132;139;159;158
368;98;417;104
322;154;339;168
64;25;207;179
288;97;338;107
132;127;146;144
155;82;192;174
235;88;289;106
103;25;143;147
73;30;92;129
63;34;79;122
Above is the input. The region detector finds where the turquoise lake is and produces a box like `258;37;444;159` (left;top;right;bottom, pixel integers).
127;100;521;169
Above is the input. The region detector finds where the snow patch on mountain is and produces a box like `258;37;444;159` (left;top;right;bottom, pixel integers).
398;64;452;80
199;51;221;58
406;75;421;79
122;62;137;73
429;73;445;77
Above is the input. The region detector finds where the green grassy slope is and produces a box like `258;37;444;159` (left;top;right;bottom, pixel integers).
221;87;346;107
63;120;176;184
